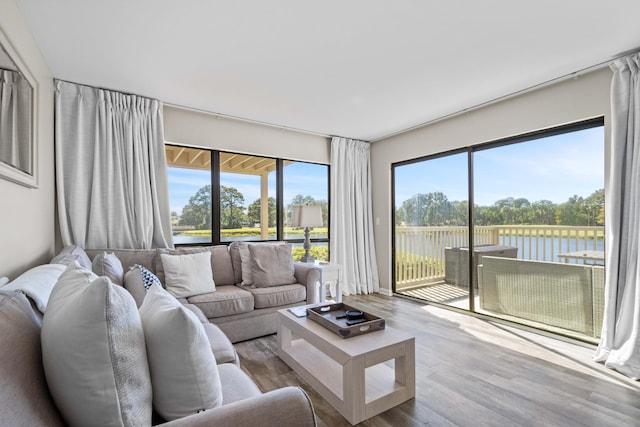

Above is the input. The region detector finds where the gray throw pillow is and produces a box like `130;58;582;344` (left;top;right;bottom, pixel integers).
41;261;152;427
92;251;124;285
248;243;297;287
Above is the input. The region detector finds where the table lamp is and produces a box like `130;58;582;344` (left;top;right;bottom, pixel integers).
291;205;323;263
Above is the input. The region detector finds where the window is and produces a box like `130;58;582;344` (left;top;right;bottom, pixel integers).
392;118;605;341
166;145;330;261
283;161;330;261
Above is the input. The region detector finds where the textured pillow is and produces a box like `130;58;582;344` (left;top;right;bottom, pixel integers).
3;263;66;312
50;245;92;270
92;251;124;285
237;241;287;286
160;252;215;298
124;264;162;308
139;284;223;420
249;243;297;287
41;262;152;427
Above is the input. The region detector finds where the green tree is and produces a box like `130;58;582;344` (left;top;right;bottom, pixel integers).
247;197;276;227
220;185;245;229
180;185;211;229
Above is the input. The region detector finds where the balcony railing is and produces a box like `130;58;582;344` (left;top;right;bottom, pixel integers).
395;225;604;289
395;224;605;341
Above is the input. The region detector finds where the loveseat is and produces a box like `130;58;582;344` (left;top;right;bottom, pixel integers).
84;241;322;343
0;242;318;426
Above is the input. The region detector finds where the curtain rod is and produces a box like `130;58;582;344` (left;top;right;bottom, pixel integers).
164;102;333;139
370;48;640;142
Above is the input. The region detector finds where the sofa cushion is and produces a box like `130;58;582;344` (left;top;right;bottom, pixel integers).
160;251;216;298
202;322;239;366
91;251;124;285
50;245;92;270
124;264;162;308
246;284;307;309
41;262;152;427
0;291;66;426
187;285;254;318
209;245;236;285
249;243;297;287
3;264;66;313
139;284;223;420
217;363;262;405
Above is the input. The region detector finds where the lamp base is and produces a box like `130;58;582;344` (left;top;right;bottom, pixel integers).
299;255;316;263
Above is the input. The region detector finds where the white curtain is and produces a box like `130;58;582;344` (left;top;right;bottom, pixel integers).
593;53;640;380
330;137;379;295
55;80;173;249
0;69;31;173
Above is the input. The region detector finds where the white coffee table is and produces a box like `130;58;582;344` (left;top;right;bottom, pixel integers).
277;308;415;425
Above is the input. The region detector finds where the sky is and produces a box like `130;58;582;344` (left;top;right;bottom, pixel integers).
168;125;604;215
168;161;328;215
394;125;604;207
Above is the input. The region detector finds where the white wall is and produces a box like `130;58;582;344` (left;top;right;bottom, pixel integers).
164;105;331;164
0;0;55;279
370;68;612;294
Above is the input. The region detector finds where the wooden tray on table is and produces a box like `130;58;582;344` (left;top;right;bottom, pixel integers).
306;303;385;339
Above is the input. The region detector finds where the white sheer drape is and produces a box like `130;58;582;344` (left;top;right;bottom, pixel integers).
593;53;640;380
55;80;173;249
0;69;31;173
330;137;379;295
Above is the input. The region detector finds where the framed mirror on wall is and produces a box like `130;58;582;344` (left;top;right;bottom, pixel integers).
0;27;37;188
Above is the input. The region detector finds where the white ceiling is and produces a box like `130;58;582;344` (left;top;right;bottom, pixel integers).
15;0;640;141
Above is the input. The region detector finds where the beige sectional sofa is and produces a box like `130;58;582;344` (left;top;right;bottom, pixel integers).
85;242;322;343
0;242;319;426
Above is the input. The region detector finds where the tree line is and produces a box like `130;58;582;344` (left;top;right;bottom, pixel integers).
396;189;604;227
175;185;327;229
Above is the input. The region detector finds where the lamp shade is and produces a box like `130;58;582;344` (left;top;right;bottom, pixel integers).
291;205;323;228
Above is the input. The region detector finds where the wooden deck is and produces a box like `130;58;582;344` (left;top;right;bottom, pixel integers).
234;293;639;427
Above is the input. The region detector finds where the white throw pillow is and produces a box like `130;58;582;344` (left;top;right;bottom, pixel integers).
92;251;124;285
50;245;92;270
139;284;223;420
160;251;215;298
3;263;66;312
41;262;152;427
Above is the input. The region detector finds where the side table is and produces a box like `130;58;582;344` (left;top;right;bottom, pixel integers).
297;261;341;303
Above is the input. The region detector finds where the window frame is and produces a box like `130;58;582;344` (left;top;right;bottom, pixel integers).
166;144;331;249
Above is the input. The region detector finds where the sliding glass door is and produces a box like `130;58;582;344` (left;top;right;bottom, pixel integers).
393;119;605;341
394;151;469;310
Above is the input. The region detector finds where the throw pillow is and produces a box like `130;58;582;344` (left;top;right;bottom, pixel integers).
2;263;66;312
249;243;297;287
139;284;223;420
50;245;92;270
92;251;125;285
236;241;287;286
41;262;152;427
160;251;215;298
124;264;162;308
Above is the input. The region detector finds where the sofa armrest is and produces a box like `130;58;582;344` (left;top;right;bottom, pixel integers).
293;264;322;304
161;387;316;427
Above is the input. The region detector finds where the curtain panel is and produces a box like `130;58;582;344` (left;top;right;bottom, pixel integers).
0;69;31;173
330;137;379;295
593;53;640;380
55;80;173;249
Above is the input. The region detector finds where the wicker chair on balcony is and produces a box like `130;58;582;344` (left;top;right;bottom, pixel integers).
478;256;603;338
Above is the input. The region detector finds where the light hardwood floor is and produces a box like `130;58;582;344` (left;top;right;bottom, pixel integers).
234;294;640;427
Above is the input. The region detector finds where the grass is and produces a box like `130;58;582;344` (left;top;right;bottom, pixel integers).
177;227;329;239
